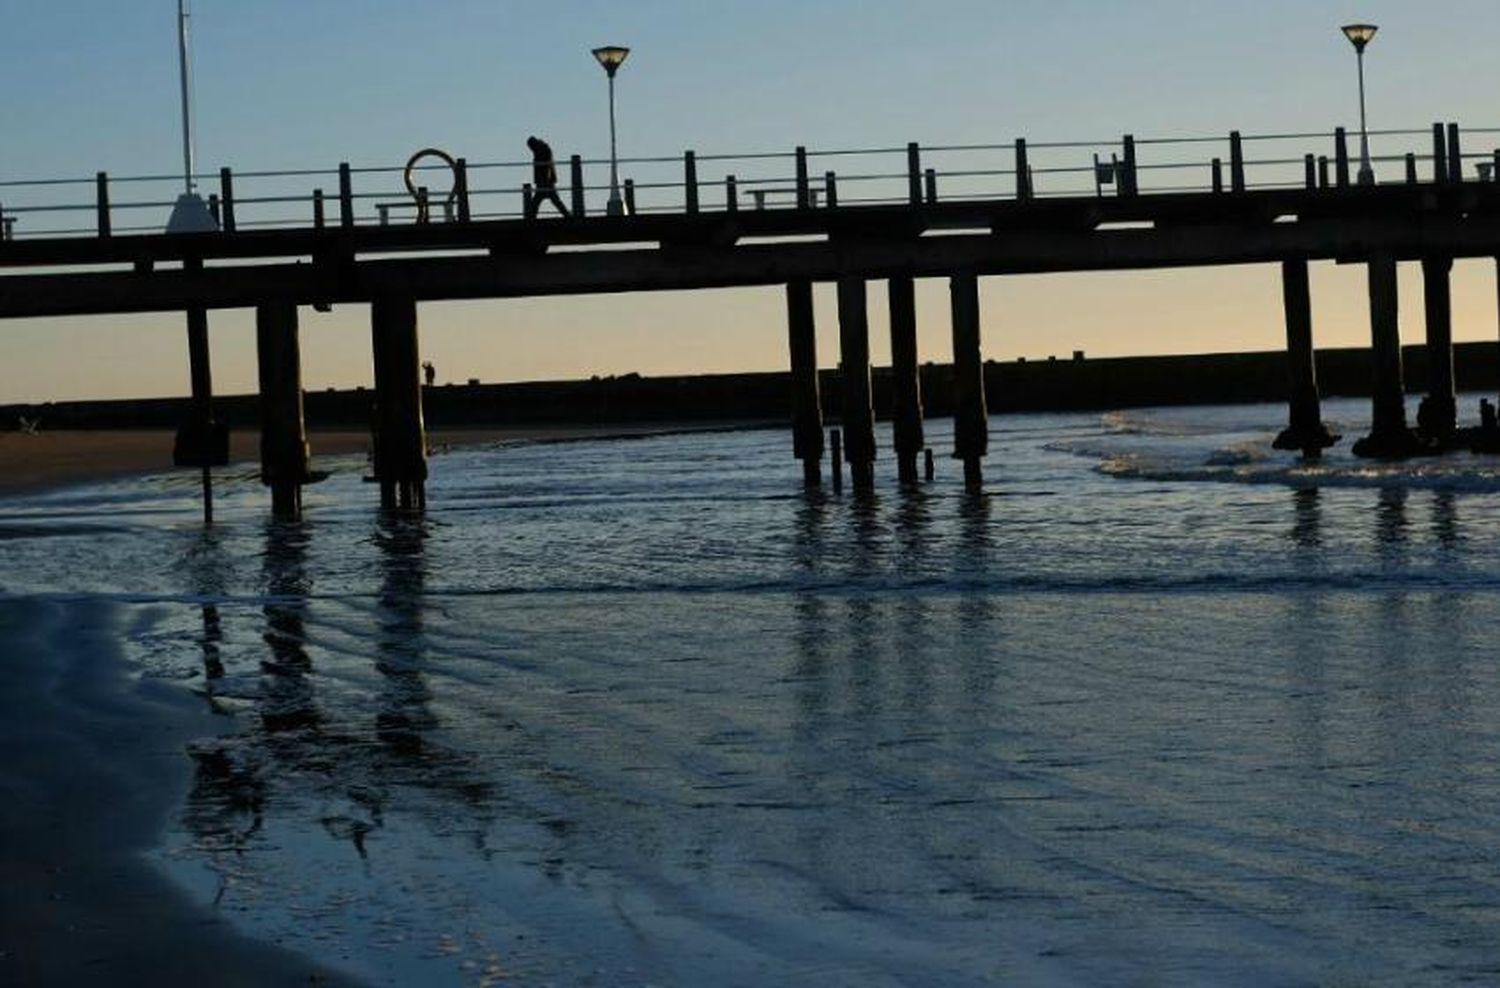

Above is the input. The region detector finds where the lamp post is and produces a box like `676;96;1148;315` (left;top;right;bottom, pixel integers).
1341;23;1378;186
592;45;630;216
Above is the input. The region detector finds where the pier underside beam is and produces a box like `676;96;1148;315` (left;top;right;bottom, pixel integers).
1420;255;1456;441
1272;259;1337;456
1353;254;1419;458
255;302;310;519
370;296;429;510
949;272;988;485
836;277;877;488
785;280;823;484
887;275;925;482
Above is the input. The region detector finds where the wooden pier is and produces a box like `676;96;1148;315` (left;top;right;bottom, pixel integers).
4;123;1500;516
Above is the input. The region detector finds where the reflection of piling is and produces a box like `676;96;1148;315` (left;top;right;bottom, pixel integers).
837;278;876;488
949;272;987;486
1353;253;1418;457
254;302;309;519
1272;259;1337;456
370;296;429;510
785;280;823;485
830;428;843;490
924;447;934;481
1421;255;1456;440
887;275;924;482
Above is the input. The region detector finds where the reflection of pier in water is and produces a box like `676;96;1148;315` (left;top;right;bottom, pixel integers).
184;514;494;862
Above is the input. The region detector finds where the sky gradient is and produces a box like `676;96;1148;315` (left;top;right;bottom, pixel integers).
4;0;1500;403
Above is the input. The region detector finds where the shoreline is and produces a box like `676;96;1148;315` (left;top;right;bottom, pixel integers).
0;597;363;986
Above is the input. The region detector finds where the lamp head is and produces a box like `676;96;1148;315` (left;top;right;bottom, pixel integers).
592;45;630;77
1341;23;1377;53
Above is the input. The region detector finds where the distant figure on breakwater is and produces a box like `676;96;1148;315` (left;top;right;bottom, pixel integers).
525;136;570;220
423;361;435;387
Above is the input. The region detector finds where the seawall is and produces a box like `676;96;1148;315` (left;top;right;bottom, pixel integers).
7;342;1500;431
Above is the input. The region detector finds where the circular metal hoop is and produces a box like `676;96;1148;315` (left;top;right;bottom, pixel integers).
403;147;458;206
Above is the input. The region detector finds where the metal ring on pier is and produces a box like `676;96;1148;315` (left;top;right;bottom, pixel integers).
402;147;459;206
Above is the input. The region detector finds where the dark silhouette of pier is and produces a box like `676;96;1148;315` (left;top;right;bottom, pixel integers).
3;123;1500;518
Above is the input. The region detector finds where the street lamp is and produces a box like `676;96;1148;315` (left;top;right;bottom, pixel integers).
592;44;630;216
1341;23;1378;186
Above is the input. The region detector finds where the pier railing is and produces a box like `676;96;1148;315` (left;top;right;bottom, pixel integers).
2;124;1498;241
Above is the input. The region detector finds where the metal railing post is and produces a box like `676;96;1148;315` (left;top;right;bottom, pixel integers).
219;167;236;233
684;150;699;214
907;142;921;205
795;146;810;210
339;162;354;227
96;171;112;238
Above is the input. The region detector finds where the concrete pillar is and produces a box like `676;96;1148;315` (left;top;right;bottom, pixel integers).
887;275;924;482
836;278;876;487
370;296;429;510
949;272;988;485
1272;259;1337;456
1353;254;1417;458
1421;256;1456;441
255;302;309;519
786;280;823;484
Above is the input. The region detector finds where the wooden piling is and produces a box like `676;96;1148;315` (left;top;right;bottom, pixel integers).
836;278;876;487
1304;154;1316;190
726;175;738;213
338;163;354;228
313;189;325;228
824;171;838;209
924;448;935;481
1447;123;1463;184
949;272;988;485
1272;259;1335;456
1229;131;1245;192
1422;255;1456;438
623;179;636;215
1353;253;1414;457
888;275;924;482
1015;139;1032;201
684;150;699;214
1318;156;1330;189
1121;135;1138;196
1335;128;1351;187
96;172;111;238
1433;124;1448;184
786;280;823;485
1405;154;1418;184
795;146;810;210
255;302;309;519
455;157;471;222
219;168;236;233
370;296;429;510
1212;158;1224;194
570;155;585;218
924;168;937;205
907;143;922;206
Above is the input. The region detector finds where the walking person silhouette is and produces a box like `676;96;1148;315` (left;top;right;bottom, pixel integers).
525;136;571;219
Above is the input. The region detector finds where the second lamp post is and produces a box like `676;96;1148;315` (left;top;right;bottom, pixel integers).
592;45;630;216
1341;23;1378;186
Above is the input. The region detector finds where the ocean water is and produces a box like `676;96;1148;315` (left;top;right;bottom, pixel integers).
5;397;1500;985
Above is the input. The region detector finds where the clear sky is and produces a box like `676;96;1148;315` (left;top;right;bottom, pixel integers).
3;0;1500;403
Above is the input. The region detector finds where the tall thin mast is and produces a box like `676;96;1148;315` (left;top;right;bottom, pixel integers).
178;0;196;194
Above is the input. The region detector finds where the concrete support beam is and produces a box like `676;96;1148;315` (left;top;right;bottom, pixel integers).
786;280;823;484
1353;254;1419;457
255;302;309;519
1272;259;1337;456
887;275;924;482
836;277;876;487
1420;255;1456;441
949;272;988;485
370;296;429;510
